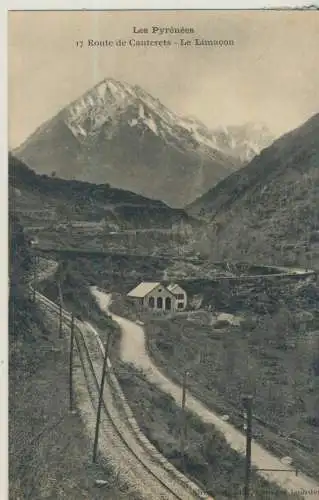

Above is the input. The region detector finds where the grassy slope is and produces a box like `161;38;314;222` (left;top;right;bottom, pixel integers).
115;362;299;500
145;313;319;478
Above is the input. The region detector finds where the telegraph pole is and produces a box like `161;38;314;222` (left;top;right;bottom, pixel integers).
242;394;253;500
180;370;189;472
59;300;63;338
69;313;75;412
93;333;112;463
32;254;37;303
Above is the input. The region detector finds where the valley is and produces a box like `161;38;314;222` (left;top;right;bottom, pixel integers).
9;94;319;500
9;7;319;499
33;247;318;495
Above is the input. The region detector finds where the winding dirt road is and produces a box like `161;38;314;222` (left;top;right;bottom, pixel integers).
92;286;319;500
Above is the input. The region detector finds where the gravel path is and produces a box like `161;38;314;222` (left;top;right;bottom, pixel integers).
76;320;204;500
73;323;177;500
36;289;207;500
91;286;319;500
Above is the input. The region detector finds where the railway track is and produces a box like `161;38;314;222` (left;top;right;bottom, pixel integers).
34;289;210;500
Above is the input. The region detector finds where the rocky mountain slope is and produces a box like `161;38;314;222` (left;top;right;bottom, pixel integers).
14;78;272;207
188;113;319;267
182;117;273;163
9;154;194;232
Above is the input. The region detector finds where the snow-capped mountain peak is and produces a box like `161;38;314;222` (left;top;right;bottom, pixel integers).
15;77;275;207
63;78;274;162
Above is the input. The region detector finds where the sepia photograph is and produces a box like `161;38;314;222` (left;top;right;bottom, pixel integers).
8;8;319;499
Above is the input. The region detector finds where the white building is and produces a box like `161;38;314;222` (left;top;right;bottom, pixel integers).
167;283;187;310
127;282;187;312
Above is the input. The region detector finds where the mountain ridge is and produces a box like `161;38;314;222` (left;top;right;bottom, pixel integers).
9;153;195;230
188;112;319;267
14;78;273;207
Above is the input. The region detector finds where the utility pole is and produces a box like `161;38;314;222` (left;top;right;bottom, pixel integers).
93;333;112;463
180;370;189;472
242;394;253;500
59;300;63;338
32;254;37;303
69;313;75;412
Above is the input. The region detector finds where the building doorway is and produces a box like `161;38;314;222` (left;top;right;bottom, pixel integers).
165;297;171;311
148;296;155;308
157;297;163;309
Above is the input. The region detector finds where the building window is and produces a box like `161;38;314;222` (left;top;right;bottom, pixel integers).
178;302;184;309
176;294;184;300
165;297;171;310
148;296;155;308
157;297;163;309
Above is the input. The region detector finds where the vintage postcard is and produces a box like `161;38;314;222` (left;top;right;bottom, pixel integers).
8;8;319;500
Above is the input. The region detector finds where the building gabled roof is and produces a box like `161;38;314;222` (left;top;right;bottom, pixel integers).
127;282;161;298
167;283;178;292
167;283;185;293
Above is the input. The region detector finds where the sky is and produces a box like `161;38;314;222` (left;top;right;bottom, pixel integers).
8;10;319;148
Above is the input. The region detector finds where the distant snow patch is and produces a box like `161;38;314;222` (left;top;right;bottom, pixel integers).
144;115;158;135
96;82;107;99
139;104;145;119
129;118;138;127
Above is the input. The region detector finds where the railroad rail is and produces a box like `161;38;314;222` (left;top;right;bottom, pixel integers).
34;289;210;500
